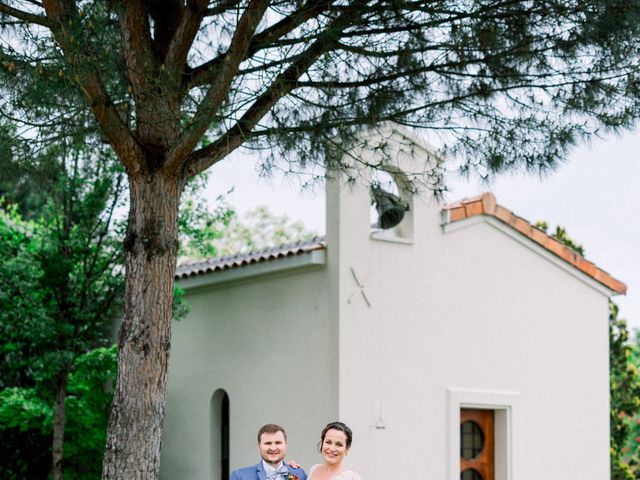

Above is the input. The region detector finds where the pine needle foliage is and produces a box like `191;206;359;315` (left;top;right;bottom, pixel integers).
2;1;640;181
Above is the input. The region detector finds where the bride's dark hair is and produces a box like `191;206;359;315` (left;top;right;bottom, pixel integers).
317;421;353;452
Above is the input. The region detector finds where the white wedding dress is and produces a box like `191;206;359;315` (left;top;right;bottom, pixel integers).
308;464;362;480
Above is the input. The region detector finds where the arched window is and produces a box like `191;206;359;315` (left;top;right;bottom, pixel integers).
210;389;230;480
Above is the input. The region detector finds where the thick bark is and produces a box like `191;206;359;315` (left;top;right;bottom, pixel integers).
101;169;182;479
51;371;68;480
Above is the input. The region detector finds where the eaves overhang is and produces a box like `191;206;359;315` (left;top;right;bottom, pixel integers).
175;237;327;291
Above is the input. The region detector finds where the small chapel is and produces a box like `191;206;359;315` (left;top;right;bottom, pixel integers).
159;126;625;480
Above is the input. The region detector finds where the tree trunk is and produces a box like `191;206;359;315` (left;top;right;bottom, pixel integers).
102;170;182;479
51;370;68;480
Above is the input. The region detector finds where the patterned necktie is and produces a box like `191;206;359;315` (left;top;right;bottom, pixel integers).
267;465;289;480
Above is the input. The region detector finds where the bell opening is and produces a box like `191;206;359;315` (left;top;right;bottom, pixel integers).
370;170;412;236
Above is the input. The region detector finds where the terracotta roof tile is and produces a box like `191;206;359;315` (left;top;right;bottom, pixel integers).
175;236;326;279
443;193;627;295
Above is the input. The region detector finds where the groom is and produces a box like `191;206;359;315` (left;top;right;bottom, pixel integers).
230;424;307;480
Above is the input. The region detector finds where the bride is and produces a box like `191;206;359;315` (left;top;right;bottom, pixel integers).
307;422;362;480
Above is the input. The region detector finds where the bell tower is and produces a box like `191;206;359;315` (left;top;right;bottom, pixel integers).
325;124;442;247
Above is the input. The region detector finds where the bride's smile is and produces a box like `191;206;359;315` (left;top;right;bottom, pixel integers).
321;430;348;466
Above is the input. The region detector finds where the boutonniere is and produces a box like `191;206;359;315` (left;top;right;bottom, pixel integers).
287;475;298;480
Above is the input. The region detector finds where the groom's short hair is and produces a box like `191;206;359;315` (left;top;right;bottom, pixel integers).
257;423;287;442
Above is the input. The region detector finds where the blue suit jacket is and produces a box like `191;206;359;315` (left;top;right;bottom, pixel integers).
230;461;307;480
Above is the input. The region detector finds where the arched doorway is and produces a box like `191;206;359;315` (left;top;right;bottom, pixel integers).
210;389;229;480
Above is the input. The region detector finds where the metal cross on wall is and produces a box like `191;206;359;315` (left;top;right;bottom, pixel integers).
347;267;372;308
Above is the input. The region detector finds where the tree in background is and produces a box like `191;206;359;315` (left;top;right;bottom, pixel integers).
610;303;640;479
534;221;585;256
0;204;52;478
180;201;318;259
0;137;235;478
0;139;126;479
0;123;63;217
208;206;318;257
178;182;234;259
3;2;640;476
0;344;117;479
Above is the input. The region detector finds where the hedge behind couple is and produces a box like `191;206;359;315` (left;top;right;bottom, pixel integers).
230;422;362;480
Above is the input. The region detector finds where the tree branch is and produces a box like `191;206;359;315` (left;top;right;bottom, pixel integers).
163;0;209;71
188;0;331;88
118;1;157;103
0;2;50;27
183;32;342;177
41;0;143;174
164;0;270;175
204;0;243;17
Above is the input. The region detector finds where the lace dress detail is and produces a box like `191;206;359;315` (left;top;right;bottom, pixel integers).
308;464;362;480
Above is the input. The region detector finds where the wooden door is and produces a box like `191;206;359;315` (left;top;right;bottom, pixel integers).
460;408;494;480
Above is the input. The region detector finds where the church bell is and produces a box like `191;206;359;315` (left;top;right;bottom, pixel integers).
371;184;410;229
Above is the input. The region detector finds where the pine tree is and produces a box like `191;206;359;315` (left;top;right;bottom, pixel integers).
3;2;640;477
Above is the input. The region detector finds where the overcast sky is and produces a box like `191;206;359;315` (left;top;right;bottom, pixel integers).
205;129;640;330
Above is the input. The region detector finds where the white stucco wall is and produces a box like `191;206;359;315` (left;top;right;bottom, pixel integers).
329;131;612;480
161;265;338;479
